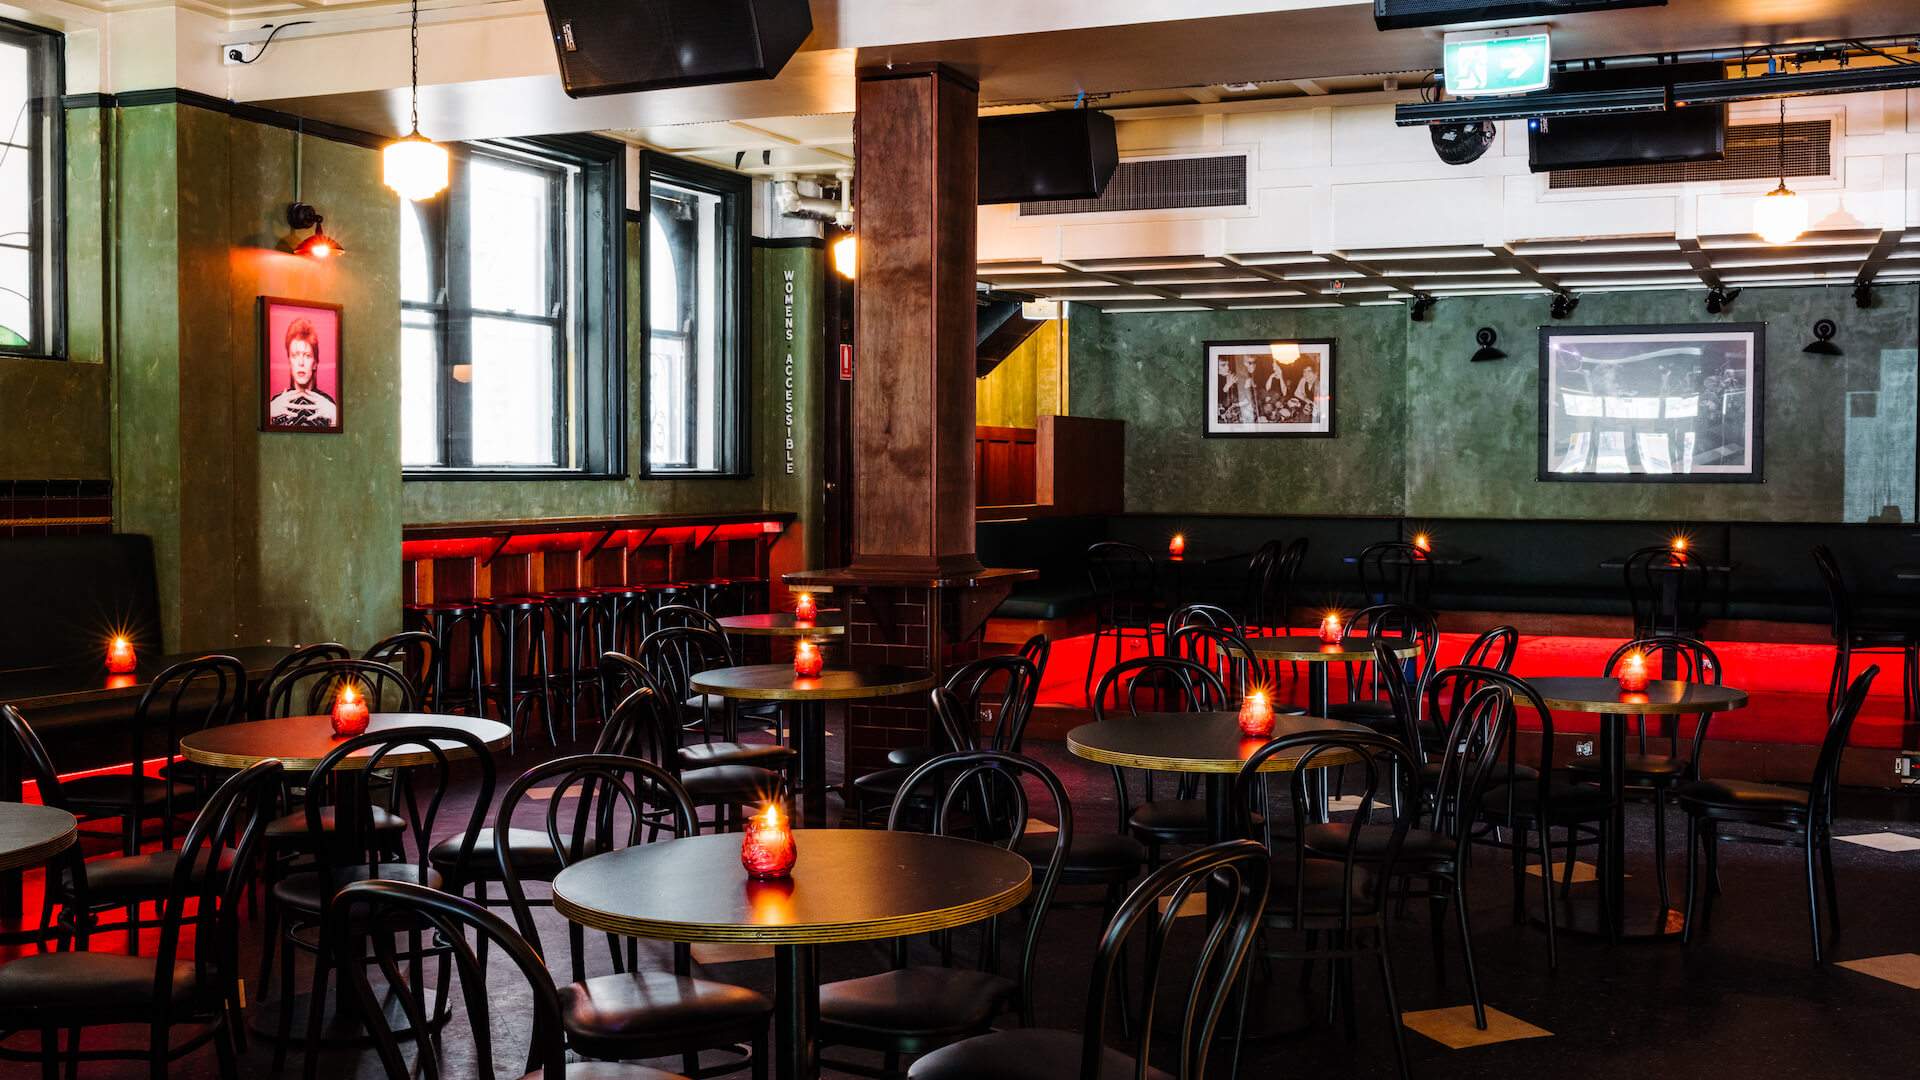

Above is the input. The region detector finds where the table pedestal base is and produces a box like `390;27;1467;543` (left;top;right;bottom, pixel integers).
774;943;821;1080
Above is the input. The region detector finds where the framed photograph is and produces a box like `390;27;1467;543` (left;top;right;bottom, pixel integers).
1539;323;1763;482
259;296;344;433
1203;338;1335;438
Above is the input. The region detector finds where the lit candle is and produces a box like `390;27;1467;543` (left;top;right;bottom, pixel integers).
794;592;818;622
1168;533;1187;558
1670;535;1689;557
1319;612;1344;644
1238;689;1274;738
330;683;371;738
1618;651;1650;694
793;639;824;679
741;802;797;879
106;635;137;674
1412;533;1431;553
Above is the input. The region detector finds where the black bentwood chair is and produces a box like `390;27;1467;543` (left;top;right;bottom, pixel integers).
886;635;1051;772
637;626;792;768
275;727;494;1079
59;654;247;855
1679;666;1876;964
1814;545;1919;725
1623;546;1709;640
0;759;283;1080
819;751;1072;1078
1233;731;1419;1080
254;642;351;719
1355;540;1434;609
494;754;771;1077
325;879;690;1080
908;839;1270;1080
362;631;440;712
1084;541;1165;697
1093;656;1228;866
852;655;1044;826
1327;604;1437;734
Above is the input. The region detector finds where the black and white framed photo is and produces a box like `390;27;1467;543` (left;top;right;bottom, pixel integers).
1539;323;1764;482
1203;339;1335;438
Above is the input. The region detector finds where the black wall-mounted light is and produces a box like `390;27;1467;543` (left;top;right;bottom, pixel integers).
1409;294;1436;322
1470;326;1507;362
1853;282;1874;310
1803;317;1842;356
1705;286;1740;314
1549;291;1579;320
287;202;344;259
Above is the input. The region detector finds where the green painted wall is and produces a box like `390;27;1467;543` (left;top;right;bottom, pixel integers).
105;102;402;651
1071;284;1920;523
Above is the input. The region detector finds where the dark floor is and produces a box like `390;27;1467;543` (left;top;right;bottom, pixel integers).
7;713;1920;1079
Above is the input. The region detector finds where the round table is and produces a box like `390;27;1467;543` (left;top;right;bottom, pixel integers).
1244;635;1417;716
552;829;1030;1080
716;612;847;637
689;666;936;827
178;712;511;770
1528;676;1748;941
0;802;77;873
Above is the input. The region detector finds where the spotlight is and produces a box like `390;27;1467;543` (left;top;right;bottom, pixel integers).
1430;121;1496;166
1550;292;1579;320
1704;287;1740;315
287;202;344;259
1803;318;1842;356
1853;282;1875;310
1409;294;1436;323
1470;326;1507;363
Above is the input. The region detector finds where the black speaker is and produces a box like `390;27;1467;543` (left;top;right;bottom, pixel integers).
544;0;812;99
1528;62;1725;172
978;111;1119;205
1374;0;1662;31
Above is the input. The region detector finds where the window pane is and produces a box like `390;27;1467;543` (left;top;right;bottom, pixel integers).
0;37;37;351
469;156;552;315
648;178;727;472
400;204;432;304
400;310;440;467
0;247;26;346
468;315;558;466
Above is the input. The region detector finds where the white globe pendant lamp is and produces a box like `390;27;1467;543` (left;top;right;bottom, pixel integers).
1752;98;1804;246
383;0;448;202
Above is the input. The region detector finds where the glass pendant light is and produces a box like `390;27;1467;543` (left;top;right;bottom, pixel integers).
1753;98;1805;245
383;0;448;202
831;232;857;279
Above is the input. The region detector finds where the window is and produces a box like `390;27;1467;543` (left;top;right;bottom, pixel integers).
643;153;748;476
0;19;63;358
401;136;623;476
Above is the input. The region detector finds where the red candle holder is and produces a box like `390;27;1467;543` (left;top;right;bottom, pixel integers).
793;640;824;679
1238;690;1274;738
106;636;137;674
1617;652;1650;694
1412;533;1431;554
794;592;818;622
330;684;371;738
1168;533;1186;558
741;803;797;880
1319;613;1344;644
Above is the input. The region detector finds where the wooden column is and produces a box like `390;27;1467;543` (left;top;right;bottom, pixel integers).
850;63;982;578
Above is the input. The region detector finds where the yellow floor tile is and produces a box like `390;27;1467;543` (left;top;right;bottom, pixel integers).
1024;818;1058;835
1839;953;1920;989
1402;1005;1552;1049
1523;860;1603;884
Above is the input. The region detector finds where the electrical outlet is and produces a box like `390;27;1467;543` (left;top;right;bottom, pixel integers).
220;44;252;66
1574;740;1594;758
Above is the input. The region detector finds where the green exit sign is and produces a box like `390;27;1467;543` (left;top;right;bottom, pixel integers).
1443;27;1551;97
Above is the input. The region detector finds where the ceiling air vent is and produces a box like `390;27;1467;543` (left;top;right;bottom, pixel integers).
1019;154;1247;216
1548;118;1830;190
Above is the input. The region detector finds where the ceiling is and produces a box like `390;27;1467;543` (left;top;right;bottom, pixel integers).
978;230;1920;312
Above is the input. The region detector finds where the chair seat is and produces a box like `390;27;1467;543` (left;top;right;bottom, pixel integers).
271;863;442;914
1325;700;1395;725
820;966;1017;1044
60;773;196;811
1015;831;1147;876
0;952;200;1012
1268;856;1380;922
886;746;942;770
682;765;783;806
908;1027;1169;1080
1127;799;1209;843
681;741;795;769
429;827;579;882
520;1063;688;1080
558;971;771;1051
70;848;235;903
1566;753;1689;782
1421;760;1538;788
1675;777;1810;813
1301;823;1455;870
1480;780;1611;823
1847;627;1918;647
851;767;910;797
265;805;406;842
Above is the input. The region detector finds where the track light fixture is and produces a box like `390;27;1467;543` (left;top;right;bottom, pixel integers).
1409;294;1436;322
1803;318;1842;357
1853;282;1875;310
1470;326;1507;363
1550;292;1579;320
1705;287;1740;315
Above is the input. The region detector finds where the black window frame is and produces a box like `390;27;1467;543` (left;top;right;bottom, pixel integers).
639;150;751;479
0;17;65;361
401;133;625;480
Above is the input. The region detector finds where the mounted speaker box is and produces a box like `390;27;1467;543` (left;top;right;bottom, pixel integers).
979;111;1119;205
1527;62;1725;172
1373;0;1663;31
543;0;812;99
